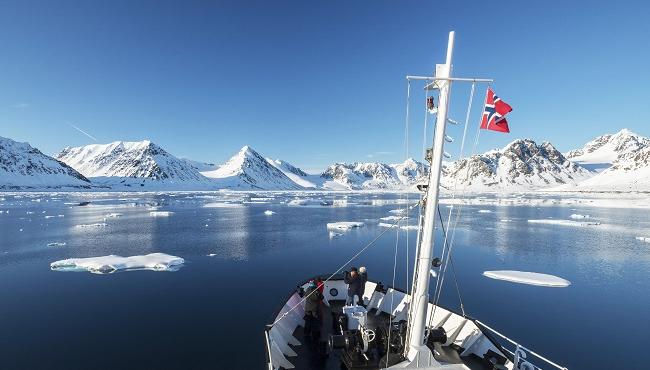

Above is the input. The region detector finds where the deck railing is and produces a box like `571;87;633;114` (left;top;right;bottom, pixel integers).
475;320;568;370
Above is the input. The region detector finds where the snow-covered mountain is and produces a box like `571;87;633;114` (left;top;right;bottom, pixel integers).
56;140;214;189
320;162;401;190
318;159;428;190
557;129;650;192
202;146;302;190
565;129;650;172
392;158;429;185
0;136;91;189
267;158;318;188
444;139;592;191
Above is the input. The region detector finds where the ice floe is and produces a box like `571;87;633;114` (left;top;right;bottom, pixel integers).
47;242;66;247
75;223;108;228
44;215;56;219
264;210;276;216
527;219;601;227
149;211;174;217
207;253;217;257
569;214;590;219
380;215;408;221
105;213;122;218
483;270;571;287
500;219;513;222
636;236;650;243
379;223;419;231
50;253;184;274
477;209;493;213
326;222;364;231
203;202;242;208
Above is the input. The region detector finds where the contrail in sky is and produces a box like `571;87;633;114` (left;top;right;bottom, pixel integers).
68;122;98;142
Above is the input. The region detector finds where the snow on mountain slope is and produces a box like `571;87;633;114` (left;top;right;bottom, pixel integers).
202;146;302;190
565;129;650;172
180;158;218;172
0;136;91;189
267;158;317;188
320;162;407;190
444;139;592;191
392;158;429;185
557;142;650;192
56;140;213;189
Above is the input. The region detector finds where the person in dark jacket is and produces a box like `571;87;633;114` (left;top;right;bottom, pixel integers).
304;280;324;341
344;267;363;305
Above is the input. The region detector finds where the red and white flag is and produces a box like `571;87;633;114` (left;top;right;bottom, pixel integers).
480;88;513;133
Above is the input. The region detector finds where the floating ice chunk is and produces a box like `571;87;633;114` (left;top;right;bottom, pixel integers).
26;211;34;214
57;214;64;218
203;202;242;208
380;215;407;221
288;199;308;206
50;253;184;274
483;270;571;287
326;222;364;231
636;236;650;243
47;242;66;247
150;211;174;217
44;215;56;219
378;222;397;228
75;223;108;228
207;253;217;257
478;210;492;213
500;219;513;222
105;213;122;218
264;210;276;216
569;214;590;219
19;228;23;232
527;219;600;227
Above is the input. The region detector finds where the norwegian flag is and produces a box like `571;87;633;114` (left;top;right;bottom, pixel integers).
480;88;513;133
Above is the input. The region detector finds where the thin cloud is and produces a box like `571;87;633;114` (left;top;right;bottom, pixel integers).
68;122;98;142
366;151;395;158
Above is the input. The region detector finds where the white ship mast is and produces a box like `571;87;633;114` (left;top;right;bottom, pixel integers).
402;31;492;367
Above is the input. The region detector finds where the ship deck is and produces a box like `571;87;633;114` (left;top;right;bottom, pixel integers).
288;300;497;370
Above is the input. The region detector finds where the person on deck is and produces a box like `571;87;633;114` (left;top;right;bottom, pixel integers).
358;266;368;306
303;280;322;340
344;267;363;305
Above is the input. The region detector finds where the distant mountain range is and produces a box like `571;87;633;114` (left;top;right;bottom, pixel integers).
1;128;649;192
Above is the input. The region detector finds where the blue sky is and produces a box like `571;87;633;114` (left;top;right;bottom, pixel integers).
1;0;648;172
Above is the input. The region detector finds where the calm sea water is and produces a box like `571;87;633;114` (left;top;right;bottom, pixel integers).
0;192;649;370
